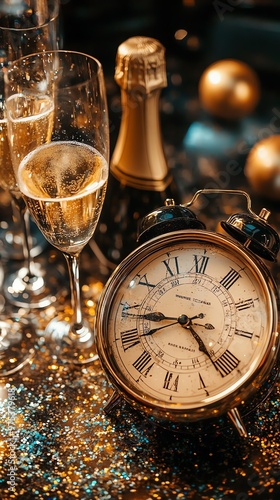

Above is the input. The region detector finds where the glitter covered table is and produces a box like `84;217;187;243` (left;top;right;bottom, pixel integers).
0;339;279;500
0;224;279;500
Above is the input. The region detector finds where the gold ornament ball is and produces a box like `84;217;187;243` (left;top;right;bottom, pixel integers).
245;135;280;201
198;59;260;120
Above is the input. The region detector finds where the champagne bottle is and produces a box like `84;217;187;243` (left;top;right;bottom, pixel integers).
93;36;179;270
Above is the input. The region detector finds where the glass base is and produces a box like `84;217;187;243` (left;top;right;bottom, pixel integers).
45;316;99;365
0;218;47;261
4;261;64;309
0;316;36;376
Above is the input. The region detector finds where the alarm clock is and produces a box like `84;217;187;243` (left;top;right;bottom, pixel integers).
95;189;280;437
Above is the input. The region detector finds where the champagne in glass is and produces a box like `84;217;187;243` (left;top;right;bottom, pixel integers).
6;50;109;364
6;93;54;166
18;142;108;256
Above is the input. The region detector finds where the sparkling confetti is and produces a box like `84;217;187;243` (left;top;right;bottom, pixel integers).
0;343;279;499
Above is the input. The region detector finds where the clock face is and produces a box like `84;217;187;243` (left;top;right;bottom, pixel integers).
96;230;278;420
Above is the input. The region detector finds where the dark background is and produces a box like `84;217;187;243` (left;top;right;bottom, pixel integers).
59;0;280;80
59;0;280;169
58;0;280;225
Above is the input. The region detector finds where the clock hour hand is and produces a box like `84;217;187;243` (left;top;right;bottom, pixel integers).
140;321;178;336
143;312;177;321
123;311;175;321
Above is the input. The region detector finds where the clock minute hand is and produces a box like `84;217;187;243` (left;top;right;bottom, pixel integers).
143;312;176;321
140;321;178;336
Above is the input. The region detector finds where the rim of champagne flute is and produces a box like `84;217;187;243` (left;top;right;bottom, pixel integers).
7;49;104;71
0;0;59;32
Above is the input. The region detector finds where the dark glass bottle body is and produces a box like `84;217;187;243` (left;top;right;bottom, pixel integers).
93;36;179;270
94;176;178;269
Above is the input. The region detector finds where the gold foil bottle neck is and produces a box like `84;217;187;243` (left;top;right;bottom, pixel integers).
115;36;167;93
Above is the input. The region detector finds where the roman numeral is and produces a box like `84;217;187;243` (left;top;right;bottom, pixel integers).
198;372;209;396
138;273;155;290
191;254;209;274
133;351;154;376
235;329;253;339
162;255;180;276
120;329;140;351
220;268;240;290
163;371;179;391
235;298;254;311
214;350;240;377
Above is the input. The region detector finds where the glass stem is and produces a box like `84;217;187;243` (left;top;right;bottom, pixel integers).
63;253;83;332
23;209;32;273
10;195;21;226
11;194;34;279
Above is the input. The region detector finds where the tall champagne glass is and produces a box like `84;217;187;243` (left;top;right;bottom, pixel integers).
0;0;62;308
5;50;110;364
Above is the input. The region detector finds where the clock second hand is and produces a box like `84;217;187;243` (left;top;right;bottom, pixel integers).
143;312;214;330
179;316;219;372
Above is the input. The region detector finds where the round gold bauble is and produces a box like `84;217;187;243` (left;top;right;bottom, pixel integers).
245;135;280;201
198;59;260;120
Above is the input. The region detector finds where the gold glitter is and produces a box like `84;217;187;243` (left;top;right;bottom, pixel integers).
0;243;279;499
48;364;59;370
14;415;24;426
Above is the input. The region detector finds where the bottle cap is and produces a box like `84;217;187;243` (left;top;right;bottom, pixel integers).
115;36;167;93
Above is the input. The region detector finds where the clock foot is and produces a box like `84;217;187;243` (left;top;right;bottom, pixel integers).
227;407;248;437
104;391;123;415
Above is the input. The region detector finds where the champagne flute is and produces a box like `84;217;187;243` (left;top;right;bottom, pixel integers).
0;0;62;308
0;0;61;377
5;50;109;364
